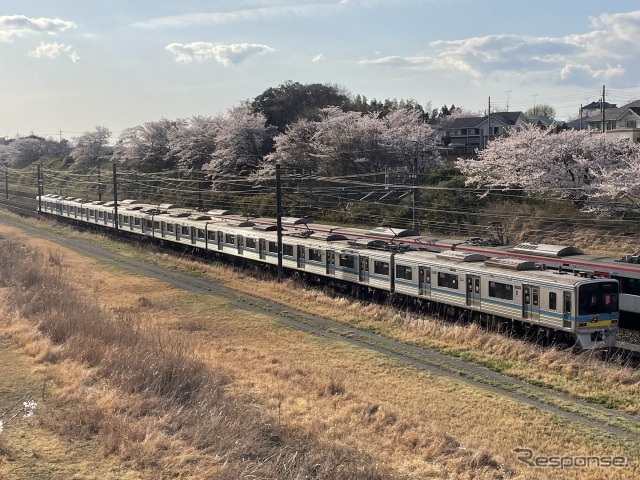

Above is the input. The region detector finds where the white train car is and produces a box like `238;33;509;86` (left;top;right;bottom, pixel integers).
394;249;618;349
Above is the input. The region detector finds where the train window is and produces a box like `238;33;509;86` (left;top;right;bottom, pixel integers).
98;211;104;219
578;282;619;315
283;244;294;257
532;289;539;306
612;275;640;295
549;292;557;310
166;223;175;233
308;248;322;262
438;272;458;290
225;234;235;244
339;254;355;269
488;281;513;300
134;218;141;227
207;230;215;240
89;209;95;218
154;222;160;230
268;242;278;253
245;237;257;249
197;229;205;239
374;261;390;276
181;226;189;235
106;213;113;221
396;265;412;280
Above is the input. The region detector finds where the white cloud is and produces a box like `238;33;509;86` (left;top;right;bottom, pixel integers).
28;42;80;63
359;9;640;87
134;4;338;28
0;15;76;42
165;42;274;66
312;53;325;62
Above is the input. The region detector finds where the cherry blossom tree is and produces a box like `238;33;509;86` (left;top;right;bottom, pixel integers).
168;115;222;173
456;124;593;199
585;137;640;214
253;106;439;180
113;119;184;172
457;122;640;213
379;108;439;173
0;138;46;167
201;105;276;188
71;126;111;170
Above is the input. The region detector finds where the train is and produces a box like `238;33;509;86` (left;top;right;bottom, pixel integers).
228;217;640;330
36;193;619;350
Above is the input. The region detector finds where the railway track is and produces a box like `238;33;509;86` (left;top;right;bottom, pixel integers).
1;209;640;447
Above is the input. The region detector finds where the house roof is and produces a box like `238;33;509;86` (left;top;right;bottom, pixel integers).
448;111;525;129
582;101;617;110
584;100;640;124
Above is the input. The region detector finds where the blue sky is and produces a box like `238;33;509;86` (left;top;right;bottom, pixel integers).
2;0;640;142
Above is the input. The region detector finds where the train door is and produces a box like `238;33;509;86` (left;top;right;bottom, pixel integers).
523;285;540;321
419;267;431;297
297;245;305;269
359;256;369;283
217;231;223;250
190;227;196;245
237;235;244;255
466;275;481;308
259;239;267;260
326;250;336;276
563;291;572;328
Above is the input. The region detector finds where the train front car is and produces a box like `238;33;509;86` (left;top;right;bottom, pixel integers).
573;279;619;349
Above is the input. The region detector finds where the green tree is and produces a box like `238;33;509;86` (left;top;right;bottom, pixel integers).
251;81;350;132
524;103;557;118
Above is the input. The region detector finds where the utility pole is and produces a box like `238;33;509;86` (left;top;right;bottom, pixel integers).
601;85;606;134
486;96;491;147
276;163;283;282
112;163;119;232
37;165;42;213
580;104;583;130
4;169;8;199
412;156;418;231
97;158;102;201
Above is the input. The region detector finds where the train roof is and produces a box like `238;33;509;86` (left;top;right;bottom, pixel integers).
399;249;608;286
508;242;583;257
368;226;419;238
435;251;488;262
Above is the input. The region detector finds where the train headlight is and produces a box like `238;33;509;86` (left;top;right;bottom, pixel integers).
578;322;588;327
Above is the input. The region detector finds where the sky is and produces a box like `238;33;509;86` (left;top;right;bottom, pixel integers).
2;0;640;143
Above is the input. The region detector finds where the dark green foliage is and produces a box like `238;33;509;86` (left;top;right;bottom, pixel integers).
251;81;351;132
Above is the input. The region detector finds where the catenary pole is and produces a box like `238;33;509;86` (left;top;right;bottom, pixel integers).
276;163;283;282
112;163;119;232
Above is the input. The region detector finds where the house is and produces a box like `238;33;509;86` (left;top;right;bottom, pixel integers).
442;111;529;150
580;100;640;143
566;101;618;131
